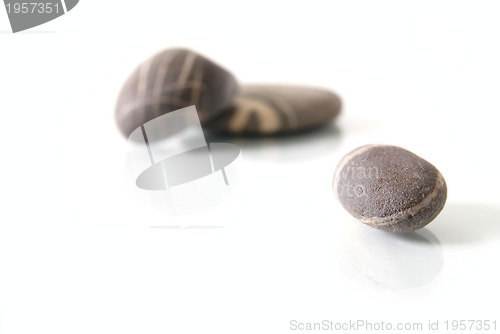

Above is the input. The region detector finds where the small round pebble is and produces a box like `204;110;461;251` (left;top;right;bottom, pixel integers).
205;85;341;135
333;145;447;233
115;48;239;137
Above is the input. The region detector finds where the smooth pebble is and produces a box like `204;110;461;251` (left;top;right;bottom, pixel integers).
333;145;447;232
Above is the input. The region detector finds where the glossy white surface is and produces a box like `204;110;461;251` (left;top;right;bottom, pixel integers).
1;1;500;333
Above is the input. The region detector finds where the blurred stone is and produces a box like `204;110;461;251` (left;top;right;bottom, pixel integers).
116;48;239;138
205;85;341;135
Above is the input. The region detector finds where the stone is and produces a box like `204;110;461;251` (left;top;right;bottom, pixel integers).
333;145;447;232
115;48;239;138
205;85;341;135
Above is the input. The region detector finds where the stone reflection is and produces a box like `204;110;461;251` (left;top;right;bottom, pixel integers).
205;123;342;162
339;225;443;290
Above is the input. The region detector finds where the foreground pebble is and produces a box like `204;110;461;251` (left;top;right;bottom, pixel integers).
333;145;447;232
206;85;341;135
116;48;239;137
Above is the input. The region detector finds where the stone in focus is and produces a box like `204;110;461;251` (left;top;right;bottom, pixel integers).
116;48;239;138
333;145;447;232
205;85;341;135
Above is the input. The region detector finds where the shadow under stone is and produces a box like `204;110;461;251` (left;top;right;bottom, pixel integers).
204;122;342;162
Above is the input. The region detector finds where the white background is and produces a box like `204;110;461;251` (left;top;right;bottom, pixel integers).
1;1;500;333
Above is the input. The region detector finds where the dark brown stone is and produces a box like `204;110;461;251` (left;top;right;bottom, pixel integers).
115;48;239;138
205;85;341;135
333;145;447;232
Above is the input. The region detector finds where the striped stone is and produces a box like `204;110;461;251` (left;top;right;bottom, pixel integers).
205;85;341;135
115;48;239;138
333;145;447;233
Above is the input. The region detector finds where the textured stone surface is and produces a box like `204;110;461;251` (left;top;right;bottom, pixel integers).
116;48;239;138
333;145;447;232
205;85;341;135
